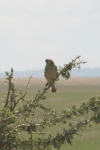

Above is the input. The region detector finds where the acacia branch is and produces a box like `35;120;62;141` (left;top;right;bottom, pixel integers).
5;68;13;107
35;55;87;101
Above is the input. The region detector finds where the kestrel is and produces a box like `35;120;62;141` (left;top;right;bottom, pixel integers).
44;59;59;92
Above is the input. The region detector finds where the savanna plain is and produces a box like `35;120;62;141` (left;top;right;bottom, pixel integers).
0;76;100;150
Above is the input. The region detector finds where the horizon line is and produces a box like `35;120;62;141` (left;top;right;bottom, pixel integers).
0;67;100;73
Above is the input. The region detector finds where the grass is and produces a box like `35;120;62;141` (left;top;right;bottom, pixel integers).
0;77;100;150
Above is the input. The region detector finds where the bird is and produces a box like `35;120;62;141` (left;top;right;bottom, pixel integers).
44;59;59;92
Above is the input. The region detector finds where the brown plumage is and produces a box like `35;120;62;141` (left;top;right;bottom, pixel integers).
44;59;59;92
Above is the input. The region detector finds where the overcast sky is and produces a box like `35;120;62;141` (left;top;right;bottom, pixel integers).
0;0;100;72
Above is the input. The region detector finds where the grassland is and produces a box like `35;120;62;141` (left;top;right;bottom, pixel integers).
0;76;100;150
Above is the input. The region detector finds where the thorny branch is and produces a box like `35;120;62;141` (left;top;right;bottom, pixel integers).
35;55;87;101
0;55;89;150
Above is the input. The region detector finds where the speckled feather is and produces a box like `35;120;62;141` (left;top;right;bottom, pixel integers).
44;59;59;92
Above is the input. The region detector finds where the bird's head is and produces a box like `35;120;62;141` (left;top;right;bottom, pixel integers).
45;59;54;66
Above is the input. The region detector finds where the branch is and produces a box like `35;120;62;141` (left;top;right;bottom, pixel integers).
5;68;13;107
33;55;87;102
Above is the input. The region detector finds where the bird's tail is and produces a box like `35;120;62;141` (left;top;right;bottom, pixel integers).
50;84;57;93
